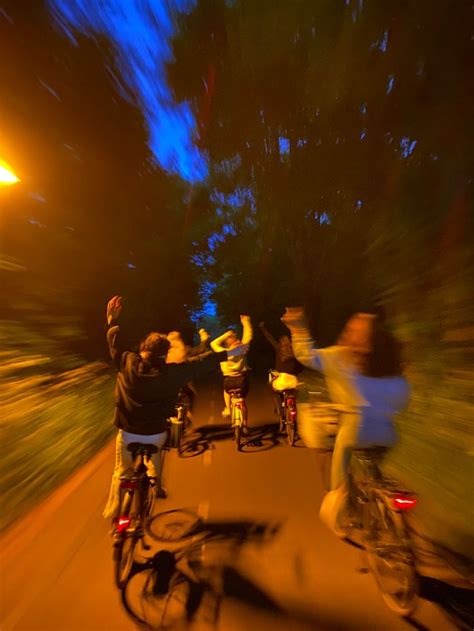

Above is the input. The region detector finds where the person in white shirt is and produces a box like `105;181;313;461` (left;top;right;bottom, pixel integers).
210;315;253;418
282;308;410;491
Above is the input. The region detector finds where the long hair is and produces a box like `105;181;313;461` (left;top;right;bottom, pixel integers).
338;313;403;377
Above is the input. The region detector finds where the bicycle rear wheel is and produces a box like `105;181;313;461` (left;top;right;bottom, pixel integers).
114;489;141;589
234;424;242;450
233;407;242;450
285;407;296;446
143;478;155;523
364;496;418;617
277;396;285;433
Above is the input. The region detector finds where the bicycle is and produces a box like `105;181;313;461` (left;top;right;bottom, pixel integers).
330;447;419;617
269;370;300;446
228;387;248;451
112;442;160;589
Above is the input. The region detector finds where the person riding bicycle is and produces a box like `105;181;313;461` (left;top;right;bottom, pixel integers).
281;307;410;492
103;296;247;519
166;328;210;417
259;321;303;397
210;315;253;419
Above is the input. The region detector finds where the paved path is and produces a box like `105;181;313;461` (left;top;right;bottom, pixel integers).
0;377;460;630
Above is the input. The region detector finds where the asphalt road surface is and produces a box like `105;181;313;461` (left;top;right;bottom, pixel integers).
0;376;462;631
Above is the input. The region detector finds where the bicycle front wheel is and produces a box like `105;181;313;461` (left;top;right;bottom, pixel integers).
114;489;140;589
364;496;418;617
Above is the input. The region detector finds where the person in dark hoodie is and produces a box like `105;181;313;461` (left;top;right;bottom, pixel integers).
103;295;248;518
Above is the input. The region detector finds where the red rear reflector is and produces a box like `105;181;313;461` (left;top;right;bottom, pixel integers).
289;409;297;418
116;516;131;532
234;402;242;409
287;397;296;406
391;495;417;511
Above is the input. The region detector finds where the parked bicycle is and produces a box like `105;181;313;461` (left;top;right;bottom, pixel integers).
228;387;248;450
269;370;300;446
330;447;419;617
112;442;159;589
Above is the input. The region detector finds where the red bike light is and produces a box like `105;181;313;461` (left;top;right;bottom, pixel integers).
116;516;131;533
289;409;297;419
391;494;417;511
234;401;243;409
120;481;136;490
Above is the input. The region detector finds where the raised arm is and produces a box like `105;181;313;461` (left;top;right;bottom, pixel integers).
187;328;211;357
179;343;247;382
281;307;323;372
210;330;234;353
105;295;128;369
258;322;278;349
240;315;253;345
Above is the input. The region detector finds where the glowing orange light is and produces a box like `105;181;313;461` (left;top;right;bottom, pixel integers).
0;160;20;185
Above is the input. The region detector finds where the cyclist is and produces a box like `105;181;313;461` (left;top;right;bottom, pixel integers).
281;307;410;492
166;328;210;364
210;315;253;419
166;328;210;415
103;296;247;519
259;322;303;408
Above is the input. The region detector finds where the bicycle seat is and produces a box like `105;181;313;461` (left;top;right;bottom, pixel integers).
126;442;158;455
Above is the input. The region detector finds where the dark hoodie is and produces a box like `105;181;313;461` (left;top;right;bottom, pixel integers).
107;323;226;435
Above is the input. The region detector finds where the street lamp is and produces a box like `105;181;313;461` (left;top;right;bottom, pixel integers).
0;160;20;186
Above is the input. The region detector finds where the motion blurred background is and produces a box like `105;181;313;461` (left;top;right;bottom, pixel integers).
0;0;472;565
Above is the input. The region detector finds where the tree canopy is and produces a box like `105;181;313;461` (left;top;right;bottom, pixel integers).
168;0;472;342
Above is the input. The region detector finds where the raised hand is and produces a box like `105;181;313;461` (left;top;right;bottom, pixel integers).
281;307;305;327
106;295;123;325
199;328;210;343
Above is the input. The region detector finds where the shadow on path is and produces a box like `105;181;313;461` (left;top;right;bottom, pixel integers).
178;421;284;457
